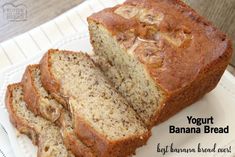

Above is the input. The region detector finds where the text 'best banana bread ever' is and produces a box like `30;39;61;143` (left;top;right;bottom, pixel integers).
40;49;151;157
88;0;233;127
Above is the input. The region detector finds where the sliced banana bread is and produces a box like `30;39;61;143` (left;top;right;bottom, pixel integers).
88;0;233;127
5;83;72;157
40;49;151;157
21;64;96;157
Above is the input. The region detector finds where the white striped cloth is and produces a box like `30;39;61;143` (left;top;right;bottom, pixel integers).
0;0;124;156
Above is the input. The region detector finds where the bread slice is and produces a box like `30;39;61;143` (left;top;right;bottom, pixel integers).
22;64;63;122
40;49;151;157
21;64;96;157
5;83;73;157
88;0;232;127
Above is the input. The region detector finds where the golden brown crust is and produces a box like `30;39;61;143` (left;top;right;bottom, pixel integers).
57;110;96;157
21;65;41;116
74;113;150;157
88;0;233;92
155;40;233;124
5;83;39;145
61;125;95;157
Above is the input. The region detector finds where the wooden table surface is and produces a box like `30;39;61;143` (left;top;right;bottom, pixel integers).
184;0;235;75
0;0;234;75
0;0;84;42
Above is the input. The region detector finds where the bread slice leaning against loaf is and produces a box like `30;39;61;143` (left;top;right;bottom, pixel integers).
21;64;96;157
88;0;233;127
40;49;151;157
5;83;74;157
22;64;63;122
57;109;96;157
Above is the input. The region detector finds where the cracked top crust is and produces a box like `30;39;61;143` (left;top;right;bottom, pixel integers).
88;0;232;92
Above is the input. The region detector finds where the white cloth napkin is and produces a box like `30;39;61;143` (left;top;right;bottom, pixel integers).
0;0;124;156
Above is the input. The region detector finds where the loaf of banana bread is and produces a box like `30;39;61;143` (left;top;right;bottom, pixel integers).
88;0;233;127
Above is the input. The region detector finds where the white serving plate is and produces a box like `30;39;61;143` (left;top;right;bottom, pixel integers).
0;32;235;157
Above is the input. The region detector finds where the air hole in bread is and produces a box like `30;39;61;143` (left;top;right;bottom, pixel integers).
44;146;50;152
